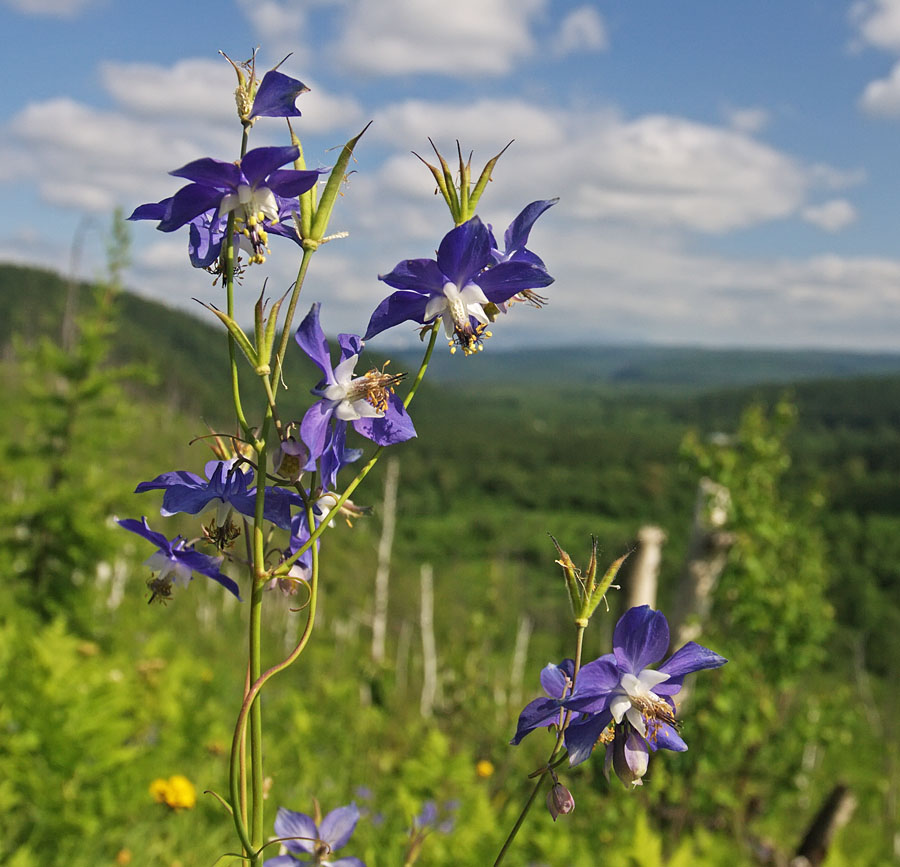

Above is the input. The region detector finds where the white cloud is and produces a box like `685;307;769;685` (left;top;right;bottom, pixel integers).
1;0;101;16
724;106;769;134
333;0;547;76
4;97;213;213
521;223;900;349
859;59;900;115
101;59;236;123
368;99;816;234
235;0;311;67
553;5;609;57
851;0;900;52
801;199;858;232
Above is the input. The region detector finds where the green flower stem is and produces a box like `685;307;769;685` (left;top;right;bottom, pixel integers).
493;623;586;866
229;504;320;859
278;323;440;575
270;244;315;399
404;321;440;409
225;213;251;438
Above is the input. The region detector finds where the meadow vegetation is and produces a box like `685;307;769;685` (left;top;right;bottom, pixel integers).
0;263;897;865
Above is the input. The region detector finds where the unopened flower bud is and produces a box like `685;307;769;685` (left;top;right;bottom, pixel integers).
546;782;575;821
273;437;307;481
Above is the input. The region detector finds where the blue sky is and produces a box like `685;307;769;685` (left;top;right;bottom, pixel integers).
3;0;900;351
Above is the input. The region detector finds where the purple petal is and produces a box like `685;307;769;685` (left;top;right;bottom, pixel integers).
170;156;240;188
378;258;446;294
613;606;670;674
319;803;360;850
158;183;224;232
128;198;171;222
436;217;492;286
175;548;241;599
240;145;300;188
564;655;619;714
504;198;558;253
540;661;572;699
363;291;431;340
337;333;362;364
262;857;302;866
652;722;688;752
331;858;366;866
658;642;728;678
250;69;308;119
476;261;554;304
352;393;416;446
295;303;336;383
273;807;318;855
117;516;172;552
265;167;324;198
160;485;217;517
564;709;613;767
226;486;295;531
619;730;650;783
135;469;205;493
510;696;564;745
301;401;337;464
188;214;225;268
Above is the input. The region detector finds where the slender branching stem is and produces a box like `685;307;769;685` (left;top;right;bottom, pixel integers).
493;622;587;866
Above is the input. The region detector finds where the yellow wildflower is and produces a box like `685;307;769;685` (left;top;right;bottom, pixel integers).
148;774;197;810
475;759;495;778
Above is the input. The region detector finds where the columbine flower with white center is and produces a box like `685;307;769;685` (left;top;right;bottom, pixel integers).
128;145;324;266
561;605;727;782
117;517;241;601
295;303;416;467
364;216;554;356
264;803;365;867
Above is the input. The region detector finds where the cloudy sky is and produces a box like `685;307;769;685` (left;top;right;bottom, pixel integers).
3;0;900;352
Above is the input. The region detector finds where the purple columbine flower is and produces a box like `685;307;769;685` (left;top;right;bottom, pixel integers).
264;803;365;867
562;605;727;779
135;459;294;532
488;198;557;310
250;69;309;119
117;516;241;600
510;658;618;763
295;303;416;467
129;145;323;266
364;216;554;355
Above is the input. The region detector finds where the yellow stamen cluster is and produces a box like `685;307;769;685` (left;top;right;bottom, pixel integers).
596;725;616;746
449;323;493;356
237;208;275;264
355;365;406;411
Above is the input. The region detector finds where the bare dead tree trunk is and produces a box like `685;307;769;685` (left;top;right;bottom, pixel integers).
508;615;533;712
371;457;399;665
669;477;736;650
419;563;439;718
395;620;412;695
791;784;857;867
627;525;667;610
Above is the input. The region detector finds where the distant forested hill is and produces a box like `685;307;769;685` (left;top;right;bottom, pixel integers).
4;260;900;419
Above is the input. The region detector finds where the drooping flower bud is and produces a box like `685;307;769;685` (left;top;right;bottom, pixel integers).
546;782;575;821
273;437;308;481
